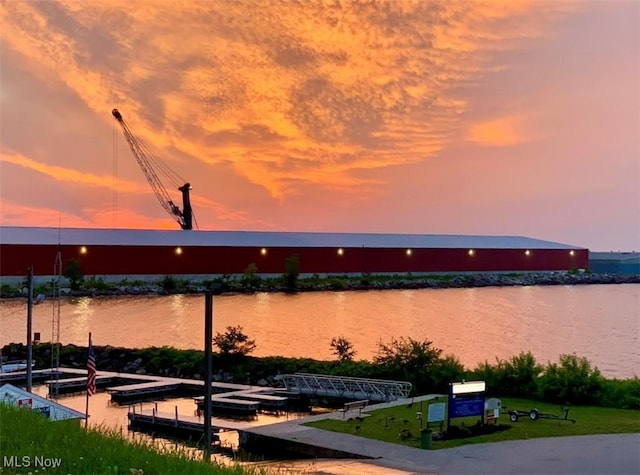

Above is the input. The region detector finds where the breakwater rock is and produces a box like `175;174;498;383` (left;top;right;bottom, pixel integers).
56;271;640;296
3;271;638;299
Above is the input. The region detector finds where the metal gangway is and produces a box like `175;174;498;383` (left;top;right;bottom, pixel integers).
281;373;412;402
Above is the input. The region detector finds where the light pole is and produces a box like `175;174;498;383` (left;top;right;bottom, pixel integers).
203;290;213;460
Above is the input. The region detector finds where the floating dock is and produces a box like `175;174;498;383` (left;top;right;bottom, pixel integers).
45;375;116;395
109;381;185;404
194;390;289;414
127;405;254;442
0;369;64;385
127;406;219;443
104;373;246;404
199;397;260;419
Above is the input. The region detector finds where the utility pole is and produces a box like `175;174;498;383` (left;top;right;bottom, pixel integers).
26;266;34;392
203;290;213;461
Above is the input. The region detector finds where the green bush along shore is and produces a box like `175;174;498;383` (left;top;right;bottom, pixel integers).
2;340;639;410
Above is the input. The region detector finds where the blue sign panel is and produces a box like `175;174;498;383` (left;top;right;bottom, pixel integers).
449;395;485;418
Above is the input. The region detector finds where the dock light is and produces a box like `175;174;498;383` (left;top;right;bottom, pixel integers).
337;248;344;256
468;249;475;256
175;247;183;255
79;246;88;255
569;250;575;256
260;247;267;256
406;249;412;256
525;249;531;256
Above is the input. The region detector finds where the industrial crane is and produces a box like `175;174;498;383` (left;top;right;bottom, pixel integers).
112;109;194;230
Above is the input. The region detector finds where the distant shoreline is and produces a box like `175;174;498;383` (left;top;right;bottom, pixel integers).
3;271;638;299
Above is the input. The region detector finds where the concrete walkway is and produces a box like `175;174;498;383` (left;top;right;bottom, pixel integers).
245;396;640;474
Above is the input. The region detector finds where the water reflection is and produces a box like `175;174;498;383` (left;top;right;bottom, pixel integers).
2;285;639;378
31;385;312;469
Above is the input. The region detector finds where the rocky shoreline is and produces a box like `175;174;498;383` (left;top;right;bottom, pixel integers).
54;271;640;297
2;271;638;299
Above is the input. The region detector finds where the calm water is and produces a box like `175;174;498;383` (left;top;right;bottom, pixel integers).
2;284;639;378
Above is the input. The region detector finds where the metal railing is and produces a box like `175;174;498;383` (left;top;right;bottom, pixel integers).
281;373;412;402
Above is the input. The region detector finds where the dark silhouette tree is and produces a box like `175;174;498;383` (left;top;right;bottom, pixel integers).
63;258;83;290
283;254;300;291
331;336;356;362
213;325;256;356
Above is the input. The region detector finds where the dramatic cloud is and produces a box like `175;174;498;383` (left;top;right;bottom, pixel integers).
0;0;575;196
0;1;637;249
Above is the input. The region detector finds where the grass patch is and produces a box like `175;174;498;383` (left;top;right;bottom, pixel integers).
0;403;257;475
305;397;640;450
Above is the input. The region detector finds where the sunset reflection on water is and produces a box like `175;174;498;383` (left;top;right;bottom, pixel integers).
3;285;639;379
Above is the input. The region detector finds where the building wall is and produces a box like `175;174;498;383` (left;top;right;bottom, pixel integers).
0;244;589;280
589;259;640;275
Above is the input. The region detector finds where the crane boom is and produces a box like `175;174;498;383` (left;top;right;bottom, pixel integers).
112;109;193;230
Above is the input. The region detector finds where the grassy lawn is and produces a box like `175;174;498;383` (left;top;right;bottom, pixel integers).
305;397;640;450
0;404;257;475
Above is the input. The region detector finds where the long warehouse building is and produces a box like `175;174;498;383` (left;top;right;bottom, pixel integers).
0;226;589;283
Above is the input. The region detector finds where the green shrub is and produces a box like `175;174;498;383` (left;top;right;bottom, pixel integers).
430;354;466;392
598;377;640;409
537;353;604;405
283;254;300;291
326;276;346;289
469;352;542;398
157;275;189;293
0;284;19;297
63;258;83;290
83;275;114;291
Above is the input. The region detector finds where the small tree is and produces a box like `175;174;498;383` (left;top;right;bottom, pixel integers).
374;336;442;392
331;336;356;362
213;325;256;356
63;258;83;290
283;254;300;291
243;262;260;288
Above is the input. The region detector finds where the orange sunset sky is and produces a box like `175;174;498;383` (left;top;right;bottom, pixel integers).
0;0;638;251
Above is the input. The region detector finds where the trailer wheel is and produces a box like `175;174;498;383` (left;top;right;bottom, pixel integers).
529;409;540;421
510;412;518;422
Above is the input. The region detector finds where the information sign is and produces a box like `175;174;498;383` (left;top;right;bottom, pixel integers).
449;395;485;418
427;402;446;422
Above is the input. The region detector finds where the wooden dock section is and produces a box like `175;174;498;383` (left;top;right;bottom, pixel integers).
127;405;255;442
194;389;289;414
0;369;65;385
209;397;259;418
109;381;183;404
45;375;115;395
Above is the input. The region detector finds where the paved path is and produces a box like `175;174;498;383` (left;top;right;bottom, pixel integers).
246;395;640;474
251;423;639;474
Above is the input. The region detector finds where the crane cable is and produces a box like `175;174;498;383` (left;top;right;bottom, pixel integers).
112;118;118;227
116;114;188;189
